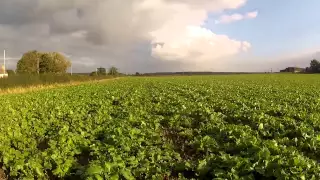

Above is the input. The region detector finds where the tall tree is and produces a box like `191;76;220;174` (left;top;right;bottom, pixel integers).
310;59;320;73
17;51;71;74
16;50;40;74
97;67;107;75
108;66;119;75
40;52;71;73
50;52;71;73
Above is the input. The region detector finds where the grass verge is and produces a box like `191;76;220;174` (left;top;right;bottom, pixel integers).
0;77;119;95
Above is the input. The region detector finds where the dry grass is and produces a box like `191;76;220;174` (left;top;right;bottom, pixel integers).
0;78;119;95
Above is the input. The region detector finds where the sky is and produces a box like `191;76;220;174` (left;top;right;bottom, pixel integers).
0;0;320;73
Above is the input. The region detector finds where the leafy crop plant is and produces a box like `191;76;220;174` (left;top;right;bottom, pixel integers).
0;74;320;179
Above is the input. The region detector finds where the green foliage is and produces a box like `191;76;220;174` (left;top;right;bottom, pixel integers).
16;50;40;74
90;67;110;76
39;52;71;73
97;67;107;75
16;51;71;74
6;70;15;76
1;74;320;179
309;59;320;73
108;66;119;76
0;74;112;89
90;71;98;76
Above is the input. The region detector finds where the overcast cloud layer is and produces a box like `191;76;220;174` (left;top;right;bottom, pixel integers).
0;0;316;73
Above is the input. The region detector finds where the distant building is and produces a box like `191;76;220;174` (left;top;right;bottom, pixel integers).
280;67;305;73
0;65;8;78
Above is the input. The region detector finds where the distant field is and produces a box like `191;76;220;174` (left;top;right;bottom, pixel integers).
1;74;320;179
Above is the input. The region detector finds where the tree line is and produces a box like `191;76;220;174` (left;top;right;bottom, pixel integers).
14;50;119;75
90;66;119;76
280;59;320;73
16;51;319;75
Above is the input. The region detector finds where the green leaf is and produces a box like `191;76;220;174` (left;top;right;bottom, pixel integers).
110;174;119;180
86;165;103;175
258;123;264;130
121;169;134;180
95;174;103;180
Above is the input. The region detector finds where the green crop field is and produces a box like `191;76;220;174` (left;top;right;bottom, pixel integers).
1;74;320;179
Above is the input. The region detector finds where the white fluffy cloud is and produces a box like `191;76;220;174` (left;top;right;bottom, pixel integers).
0;0;253;72
152;26;251;62
215;11;258;24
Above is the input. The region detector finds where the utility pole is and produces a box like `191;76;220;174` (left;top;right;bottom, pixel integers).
65;54;72;75
3;50;5;72
2;50;20;70
37;56;39;74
